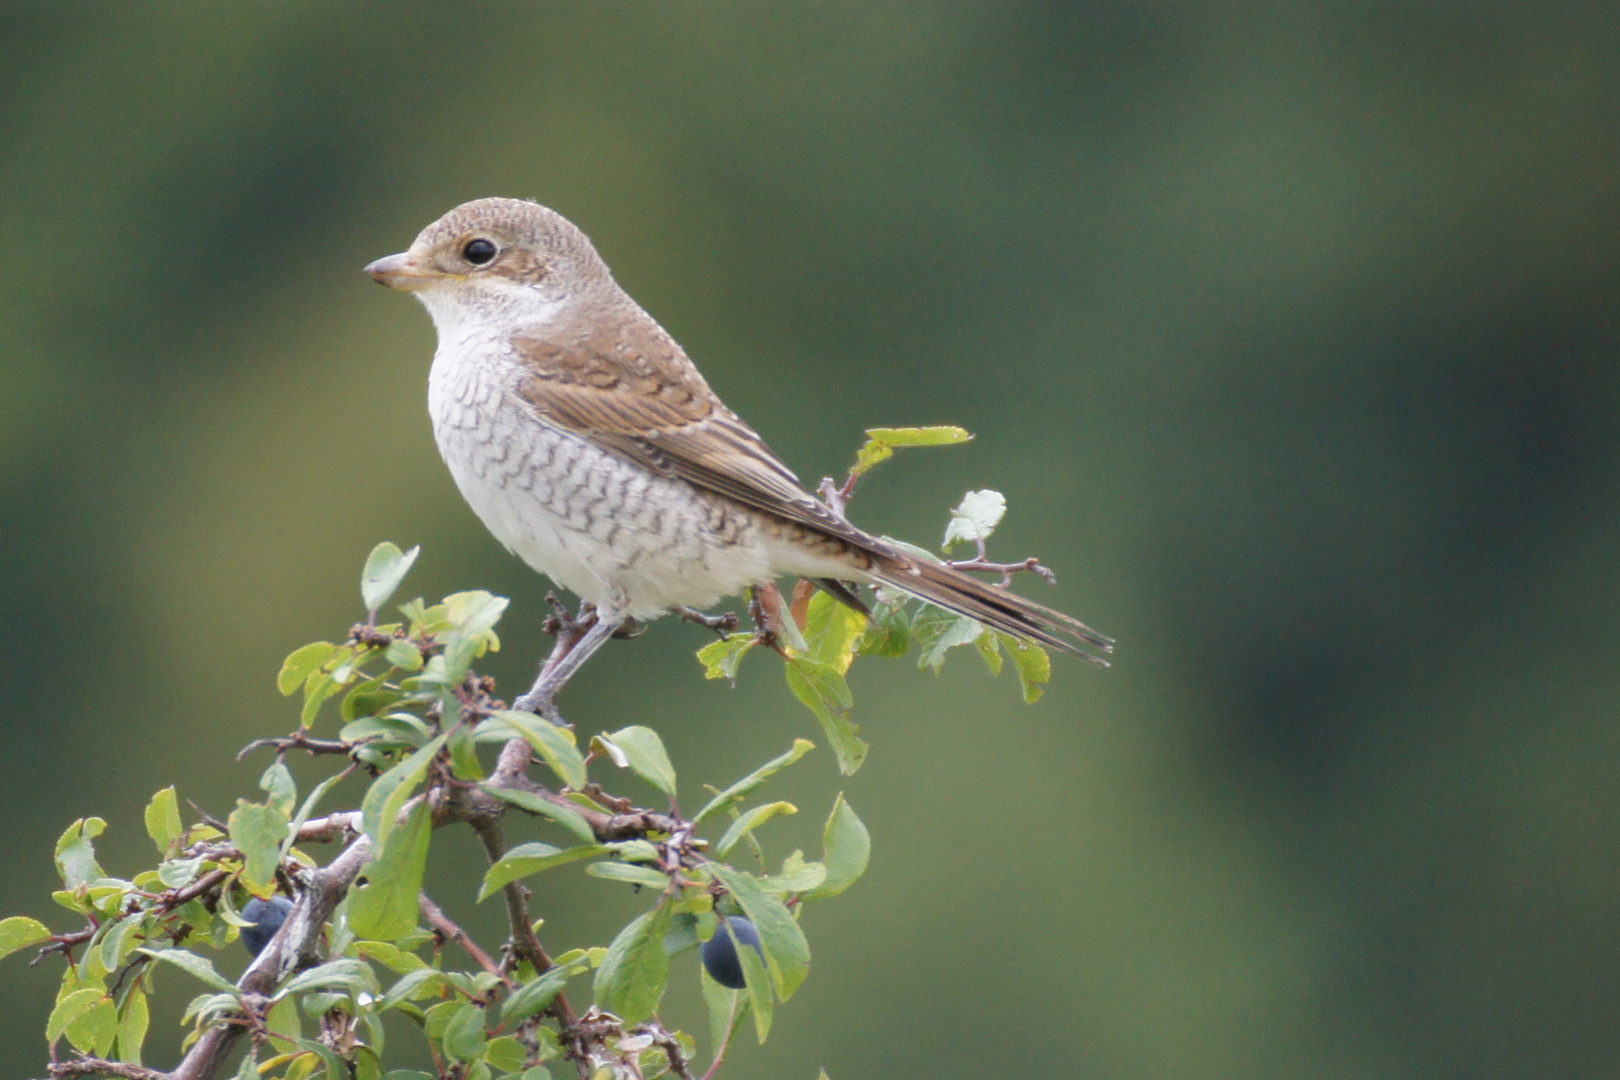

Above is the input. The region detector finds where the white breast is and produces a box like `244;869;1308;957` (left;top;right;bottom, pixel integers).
425;331;777;619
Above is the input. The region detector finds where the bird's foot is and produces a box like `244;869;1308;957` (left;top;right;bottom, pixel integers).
674;606;740;637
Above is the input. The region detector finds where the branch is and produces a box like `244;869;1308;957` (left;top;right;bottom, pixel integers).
45;1059;167;1080
238;732;355;760
419;893;514;991
944;554;1057;588
169;828;376;1080
35;869;232;967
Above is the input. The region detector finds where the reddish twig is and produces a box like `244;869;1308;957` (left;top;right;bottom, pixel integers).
419;893;514;992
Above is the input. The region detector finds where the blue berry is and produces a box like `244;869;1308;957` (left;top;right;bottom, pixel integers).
241;896;294;957
701;915;764;990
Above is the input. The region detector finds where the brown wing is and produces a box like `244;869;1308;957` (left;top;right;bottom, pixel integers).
508;307;1113;660
508;308;861;543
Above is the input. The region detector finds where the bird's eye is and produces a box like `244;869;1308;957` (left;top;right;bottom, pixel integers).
462;238;498;265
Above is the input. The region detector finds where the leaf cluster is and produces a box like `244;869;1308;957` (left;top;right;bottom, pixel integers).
5;425;1070;1080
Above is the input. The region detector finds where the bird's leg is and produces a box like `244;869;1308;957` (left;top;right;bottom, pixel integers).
513;606;624;723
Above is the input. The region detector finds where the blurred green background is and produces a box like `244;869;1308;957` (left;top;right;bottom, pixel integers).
4;4;1620;1078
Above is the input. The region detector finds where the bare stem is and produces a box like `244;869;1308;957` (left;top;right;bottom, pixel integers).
945;554;1057;588
420;893;514;990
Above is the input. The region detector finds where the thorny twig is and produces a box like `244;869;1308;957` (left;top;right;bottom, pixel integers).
419;893;515;992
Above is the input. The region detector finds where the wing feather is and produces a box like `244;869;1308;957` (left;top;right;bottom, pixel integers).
509;312;860;542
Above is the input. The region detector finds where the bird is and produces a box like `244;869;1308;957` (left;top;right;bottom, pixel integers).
364;198;1111;715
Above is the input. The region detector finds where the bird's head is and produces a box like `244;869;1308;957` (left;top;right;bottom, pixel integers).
365;197;609;336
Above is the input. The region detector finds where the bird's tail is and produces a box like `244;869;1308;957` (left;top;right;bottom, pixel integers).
866;551;1113;666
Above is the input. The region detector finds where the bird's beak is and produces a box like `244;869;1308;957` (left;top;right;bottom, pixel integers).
364;252;439;291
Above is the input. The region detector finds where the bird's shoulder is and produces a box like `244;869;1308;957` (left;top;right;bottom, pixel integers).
507;303;832;513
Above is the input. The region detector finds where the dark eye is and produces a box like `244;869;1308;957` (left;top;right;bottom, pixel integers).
462;238;498;265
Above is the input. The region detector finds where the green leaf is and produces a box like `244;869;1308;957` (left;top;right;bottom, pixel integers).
485;1035;529;1073
706;865;811;1001
443;590;509;636
479;785;596;844
351;940;426;974
974;629;1005;674
801;592;867;675
805;795;871;900
500;964;575;1024
380;968;448;1011
230;800;291;897
259;761;298;816
67;994;118;1055
360;733;447;850
783;658;867;775
296;1037;353;1080
47;988;105;1043
301;670;344;727
996;631;1052;703
143;787;182;855
732;920;774;1043
850;425;972;477
441;1001;488;1063
281;771;347;860
699;966;740;1062
696;633;758;681
479;842;606;901
594;726;677;797
693;739;815;824
481;711;586;789
137;948;239;994
278;641;338;696
342;713;433;749
856;600;911;658
714;802;797;859
586;862;669;889
448;723;484;781
760;850;826;894
280;958;381;999
55;818;106;890
361;543;421;614
385;638;424;672
593;904;671;1026
98;919;143;977
941;489;1007;551
342;673;402;724
116;985;148;1066
911;607;983;672
0;916;50;961
348;801;432;941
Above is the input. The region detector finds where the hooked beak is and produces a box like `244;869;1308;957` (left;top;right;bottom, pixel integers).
364;252;439;291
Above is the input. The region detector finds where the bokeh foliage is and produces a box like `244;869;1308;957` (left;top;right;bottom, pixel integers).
4;5;1620;1079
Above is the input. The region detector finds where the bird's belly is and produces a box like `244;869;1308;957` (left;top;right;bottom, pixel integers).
429;355;773;619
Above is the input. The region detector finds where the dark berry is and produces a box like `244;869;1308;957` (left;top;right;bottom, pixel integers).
701;915;764;990
241;895;294;957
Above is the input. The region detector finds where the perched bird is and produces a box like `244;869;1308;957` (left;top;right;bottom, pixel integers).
365;198;1110;713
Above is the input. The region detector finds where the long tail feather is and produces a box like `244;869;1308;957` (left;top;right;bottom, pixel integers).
869;554;1114;666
